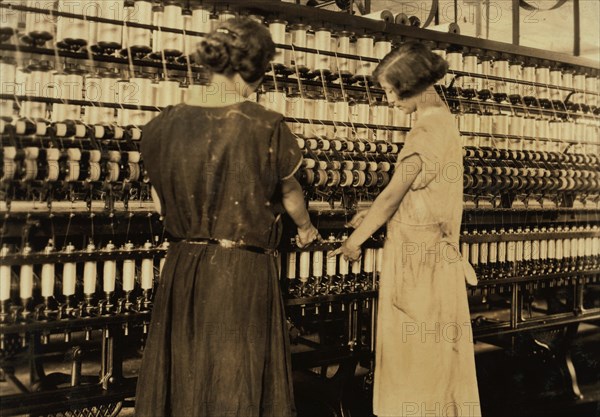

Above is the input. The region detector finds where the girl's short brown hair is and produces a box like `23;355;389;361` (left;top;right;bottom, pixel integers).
196;17;276;83
374;41;448;99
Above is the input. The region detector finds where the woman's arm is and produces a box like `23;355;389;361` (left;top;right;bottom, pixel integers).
331;154;423;259
281;176;320;247
150;186;162;215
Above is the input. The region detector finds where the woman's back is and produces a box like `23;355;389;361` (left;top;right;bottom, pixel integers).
142;101;302;249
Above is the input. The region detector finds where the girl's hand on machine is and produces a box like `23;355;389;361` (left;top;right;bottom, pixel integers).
329;239;362;262
346;209;368;229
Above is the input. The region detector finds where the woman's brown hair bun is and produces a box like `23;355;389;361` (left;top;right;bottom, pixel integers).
197;36;230;73
196;17;276;83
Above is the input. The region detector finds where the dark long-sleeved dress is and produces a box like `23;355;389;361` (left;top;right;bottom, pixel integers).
135;101;302;417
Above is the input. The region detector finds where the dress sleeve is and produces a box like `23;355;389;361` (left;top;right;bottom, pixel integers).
274;117;303;181
396;126;442;191
141;109;170;214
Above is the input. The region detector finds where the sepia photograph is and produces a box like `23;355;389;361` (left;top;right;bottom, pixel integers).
0;1;598;416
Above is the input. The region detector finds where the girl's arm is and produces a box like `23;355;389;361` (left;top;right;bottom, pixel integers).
331;154;422;259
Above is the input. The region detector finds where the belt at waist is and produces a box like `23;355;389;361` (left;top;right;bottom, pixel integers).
174;237;279;257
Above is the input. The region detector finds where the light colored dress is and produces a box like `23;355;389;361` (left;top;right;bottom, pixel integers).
373;106;481;417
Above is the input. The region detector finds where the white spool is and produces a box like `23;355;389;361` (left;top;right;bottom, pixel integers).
333;98;349;139
570;237;578;259
348;39;357;75
494;59;509;95
313;96;329;137
83;75;103;124
140;256;154;291
302;95;315;138
326;251;337;276
287;252;297;280
352;257;362;274
335;31;352;76
116;79;132;126
157;79;181;107
376;248;384;273
152;6;164;53
586;75;598;107
374;102;390;141
290;24;309;70
160;3;184;55
479;114;493;135
509;61;523;96
462;54;480;91
478;58;492;91
122;243;136;292
25;64;51;98
192;6;212;37
182;12;195;59
314;28;332;72
431;47;446;60
305;32;316;73
392;107;409;143
550;69;562;101
536;66;550;99
298;251;310;282
62;244;76;297
353;100;371;140
446;51;463;87
125;0;153;53
103;243;117;293
56;0;89;48
363;248;375;273
19;245;33;300
356;35;374;77
98;73;119;122
522;65;536;97
0;1;19;40
338;253;349;275
492;114;509;135
573;73;586;105
264;90;286;114
0;59;16;119
0;246;11;302
50;73;67;122
40;243;55;298
508;115;524;137
286;93;304;135
269;20;287;65
312;251;323;278
522;117;535;138
561;120;574;142
213;8;232;21
536;118;549;139
25;0;55;45
96;0;124;49
374;40;391;60
446;52;463;71
130;76;154;107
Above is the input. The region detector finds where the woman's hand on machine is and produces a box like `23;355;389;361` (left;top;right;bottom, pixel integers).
296;223;322;248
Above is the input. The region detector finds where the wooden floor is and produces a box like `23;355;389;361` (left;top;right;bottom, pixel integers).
3;324;599;417
293;324;600;417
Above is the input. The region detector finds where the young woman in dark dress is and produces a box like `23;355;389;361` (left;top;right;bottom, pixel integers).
135;18;319;417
